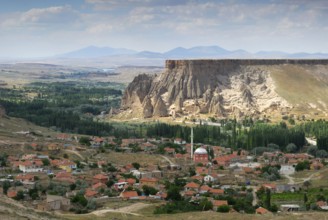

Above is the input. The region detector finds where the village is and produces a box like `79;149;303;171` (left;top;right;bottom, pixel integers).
0;128;328;218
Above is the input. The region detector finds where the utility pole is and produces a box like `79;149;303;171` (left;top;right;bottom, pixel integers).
191;127;194;160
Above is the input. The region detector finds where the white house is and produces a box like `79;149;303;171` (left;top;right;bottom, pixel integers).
279;165;295;175
204;174;217;183
19;161;43;173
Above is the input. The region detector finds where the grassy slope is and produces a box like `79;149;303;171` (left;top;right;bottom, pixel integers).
270;64;328;117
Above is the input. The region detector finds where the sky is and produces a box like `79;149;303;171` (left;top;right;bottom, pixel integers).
0;0;327;58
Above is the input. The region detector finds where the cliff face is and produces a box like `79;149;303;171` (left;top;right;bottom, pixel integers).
120;59;328;119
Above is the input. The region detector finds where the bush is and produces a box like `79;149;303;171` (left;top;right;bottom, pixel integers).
217;205;230;213
286;143;297;153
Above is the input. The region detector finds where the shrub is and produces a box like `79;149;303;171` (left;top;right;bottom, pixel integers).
217;205;230;213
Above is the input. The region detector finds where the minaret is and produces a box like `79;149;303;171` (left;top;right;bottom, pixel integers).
191;127;194;160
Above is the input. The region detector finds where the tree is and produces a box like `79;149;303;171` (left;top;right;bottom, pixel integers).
79;136;91;146
132;162;140;170
2;180;11;195
167;186;182;201
142;185;158;196
304;193;308;203
307;145;317;156
42;158;50;166
269;203;278;212
15;190;25;200
264;189;271;209
303;180;311;190
29;187;39;200
316;149;328;158
286;143;297;153
86;198;97;210
199;198;213;211
70;183;77;191
295;161;310;171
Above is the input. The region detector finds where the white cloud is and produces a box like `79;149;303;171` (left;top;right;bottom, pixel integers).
86;23;113;33
1;5;77;28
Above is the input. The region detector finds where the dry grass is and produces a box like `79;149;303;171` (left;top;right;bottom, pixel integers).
270;64;328;118
94;151;165;166
61;210;328;220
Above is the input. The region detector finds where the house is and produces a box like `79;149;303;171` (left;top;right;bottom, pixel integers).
204;174;217;183
174;138;186;145
19;160;43;173
280;204;300;212
39;195;70;211
191;175;204;181
256;207;270;214
58;160;76;172
184;190;196;198
196;167;209;175
93;174;108;184
209;188;224;196
184;182;200;192
114;182;128;191
92;182;107;191
213;154;239;166
279;165;295;175
97;161;107;168
262;183;277;192
48;143;60;151
15;174;35;183
212;200;228;211
317;201;328;211
276;184;300;193
199;185;212;194
54;171;75;184
84;188;99;198
140;178;159;188
311;161;324;170
164;147;175;154
30;143;42;151
7;190;17;198
51;159;76;172
120;191;139;200
56;133;72;141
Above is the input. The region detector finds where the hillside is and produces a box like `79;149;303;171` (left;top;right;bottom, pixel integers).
118;59;328;120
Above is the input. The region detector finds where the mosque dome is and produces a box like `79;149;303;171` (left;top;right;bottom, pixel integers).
194;147;208;155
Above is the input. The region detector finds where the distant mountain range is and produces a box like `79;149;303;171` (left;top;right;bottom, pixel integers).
58;45;328;59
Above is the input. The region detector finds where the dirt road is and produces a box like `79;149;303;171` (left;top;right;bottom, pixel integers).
91;202;151;217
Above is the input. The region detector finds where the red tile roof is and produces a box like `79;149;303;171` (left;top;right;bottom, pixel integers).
256;207;269;214
7;190;17;198
15;174;34;181
185;182;200;189
121;191;138;198
85;188;98;197
213;200;228;207
200;185;212;192
184;190;196;196
93;173;108;180
210;188;224;195
92;182;107;190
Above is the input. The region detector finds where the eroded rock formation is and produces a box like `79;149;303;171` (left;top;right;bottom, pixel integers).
120;59;328;119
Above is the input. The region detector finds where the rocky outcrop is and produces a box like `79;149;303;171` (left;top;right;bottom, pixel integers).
120;59;328;119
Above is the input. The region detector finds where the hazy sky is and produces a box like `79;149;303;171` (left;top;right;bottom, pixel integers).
0;0;327;58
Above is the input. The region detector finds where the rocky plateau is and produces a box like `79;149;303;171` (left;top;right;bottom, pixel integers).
118;59;328;120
